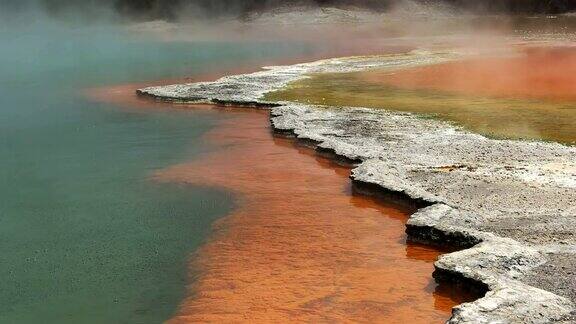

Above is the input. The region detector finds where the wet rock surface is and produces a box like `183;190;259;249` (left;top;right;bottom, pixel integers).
138;54;576;323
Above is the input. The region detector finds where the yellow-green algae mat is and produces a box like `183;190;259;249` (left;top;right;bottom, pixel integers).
266;71;576;145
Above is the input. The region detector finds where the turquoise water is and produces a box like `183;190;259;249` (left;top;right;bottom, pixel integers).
0;20;311;323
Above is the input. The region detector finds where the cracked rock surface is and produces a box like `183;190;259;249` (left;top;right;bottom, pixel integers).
138;53;576;323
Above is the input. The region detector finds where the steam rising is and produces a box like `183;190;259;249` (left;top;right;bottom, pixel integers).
1;0;575;23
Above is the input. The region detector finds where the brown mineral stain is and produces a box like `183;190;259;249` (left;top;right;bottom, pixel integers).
152;108;477;323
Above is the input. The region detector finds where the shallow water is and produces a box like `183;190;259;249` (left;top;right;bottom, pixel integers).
0;21;311;323
267;47;576;144
155;109;477;323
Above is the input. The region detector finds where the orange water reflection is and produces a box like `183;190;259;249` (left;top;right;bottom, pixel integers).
154;108;476;323
366;46;576;101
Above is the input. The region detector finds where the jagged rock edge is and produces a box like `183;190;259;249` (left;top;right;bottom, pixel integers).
266;104;573;323
135;60;575;322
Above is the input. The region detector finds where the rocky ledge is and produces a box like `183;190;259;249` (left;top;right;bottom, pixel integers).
138;52;576;323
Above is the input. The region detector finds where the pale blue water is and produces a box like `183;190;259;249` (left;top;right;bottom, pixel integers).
0;20;311;323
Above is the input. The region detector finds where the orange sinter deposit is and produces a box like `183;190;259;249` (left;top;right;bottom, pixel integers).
364;46;576;101
153;107;477;323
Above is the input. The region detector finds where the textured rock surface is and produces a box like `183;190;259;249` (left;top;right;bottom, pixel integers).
138;54;576;323
139;51;460;104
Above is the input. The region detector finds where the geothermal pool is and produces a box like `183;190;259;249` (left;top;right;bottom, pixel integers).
0;19;480;324
0;22;312;323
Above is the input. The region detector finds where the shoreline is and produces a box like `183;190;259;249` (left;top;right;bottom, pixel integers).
137;51;576;322
152;107;475;323
84;44;415;110
86;58;472;322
